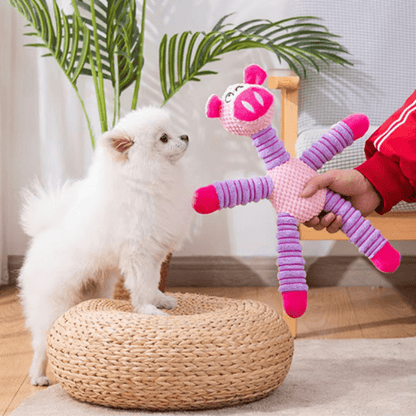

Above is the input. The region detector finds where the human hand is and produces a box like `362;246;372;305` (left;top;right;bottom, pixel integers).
301;170;381;233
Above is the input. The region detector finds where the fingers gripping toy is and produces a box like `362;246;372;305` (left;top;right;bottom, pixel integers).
193;64;401;318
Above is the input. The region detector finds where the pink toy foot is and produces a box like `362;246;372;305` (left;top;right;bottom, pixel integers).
342;113;370;140
282;291;307;318
370;242;401;273
193;185;220;214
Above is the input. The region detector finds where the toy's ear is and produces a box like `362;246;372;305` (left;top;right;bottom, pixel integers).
206;94;222;118
244;64;267;85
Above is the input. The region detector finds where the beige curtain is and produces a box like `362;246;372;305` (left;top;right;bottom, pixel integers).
0;1;95;284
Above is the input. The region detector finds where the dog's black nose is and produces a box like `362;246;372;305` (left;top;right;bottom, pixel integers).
180;135;189;142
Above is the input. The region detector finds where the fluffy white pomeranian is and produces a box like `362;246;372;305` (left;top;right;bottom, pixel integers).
19;107;192;386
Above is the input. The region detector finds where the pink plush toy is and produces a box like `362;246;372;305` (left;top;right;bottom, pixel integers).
193;64;401;318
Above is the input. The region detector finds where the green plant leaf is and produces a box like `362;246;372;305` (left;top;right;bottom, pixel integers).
159;34;168;99
211;13;235;32
176;31;190;83
168;33;178;91
73;0;142;94
8;0;91;85
7;0;97;145
160;14;352;104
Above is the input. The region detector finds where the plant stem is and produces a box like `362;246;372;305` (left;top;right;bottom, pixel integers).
68;0;95;147
89;0;108;132
72;80;95;148
113;44;120;127
131;0;146;110
88;53;107;134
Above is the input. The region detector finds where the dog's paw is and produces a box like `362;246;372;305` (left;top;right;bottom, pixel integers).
153;292;177;310
137;304;169;317
31;375;51;386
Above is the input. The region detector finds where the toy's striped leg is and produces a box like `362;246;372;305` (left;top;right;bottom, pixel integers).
277;213;308;318
193;176;273;214
324;190;401;273
300;114;369;171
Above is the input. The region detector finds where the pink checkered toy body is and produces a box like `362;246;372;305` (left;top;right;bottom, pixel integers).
193;64;401;318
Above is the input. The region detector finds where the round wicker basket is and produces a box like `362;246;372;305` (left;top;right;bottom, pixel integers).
47;293;294;411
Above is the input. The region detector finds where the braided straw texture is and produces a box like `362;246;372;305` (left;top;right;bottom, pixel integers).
46;293;294;411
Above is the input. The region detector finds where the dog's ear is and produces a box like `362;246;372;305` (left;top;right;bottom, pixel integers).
101;131;134;162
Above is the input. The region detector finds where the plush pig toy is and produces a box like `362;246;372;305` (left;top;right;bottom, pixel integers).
193;64;401;318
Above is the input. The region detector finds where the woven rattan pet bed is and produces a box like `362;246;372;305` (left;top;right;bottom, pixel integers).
47;291;294;411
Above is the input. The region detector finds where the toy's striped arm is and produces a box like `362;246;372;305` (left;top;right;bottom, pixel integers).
193;176;273;214
300;114;369;171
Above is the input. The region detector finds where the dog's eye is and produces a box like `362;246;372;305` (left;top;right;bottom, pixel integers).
160;134;169;143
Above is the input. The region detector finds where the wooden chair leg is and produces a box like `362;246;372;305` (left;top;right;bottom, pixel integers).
283;312;297;338
280;88;299;157
268;70;299;157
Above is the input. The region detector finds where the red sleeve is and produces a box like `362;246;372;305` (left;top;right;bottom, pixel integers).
355;151;415;214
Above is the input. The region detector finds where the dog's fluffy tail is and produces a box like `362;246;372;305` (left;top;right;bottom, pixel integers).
20;179;74;238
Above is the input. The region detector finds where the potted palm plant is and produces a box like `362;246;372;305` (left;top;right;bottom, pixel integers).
7;0;351;147
7;0;352;292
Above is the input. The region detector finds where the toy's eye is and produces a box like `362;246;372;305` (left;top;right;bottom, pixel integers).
160;133;169;143
235;85;244;92
225;92;234;103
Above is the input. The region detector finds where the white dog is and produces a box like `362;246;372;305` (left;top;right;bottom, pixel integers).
18;107;192;386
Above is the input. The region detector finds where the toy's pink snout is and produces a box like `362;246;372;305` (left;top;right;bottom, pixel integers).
233;87;274;122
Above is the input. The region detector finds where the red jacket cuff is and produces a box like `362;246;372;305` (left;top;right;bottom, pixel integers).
355;152;414;214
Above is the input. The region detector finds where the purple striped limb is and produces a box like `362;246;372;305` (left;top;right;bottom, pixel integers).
300;121;354;171
213;176;273;210
300;114;369;171
251;125;290;170
277;213;308;318
324;190;401;272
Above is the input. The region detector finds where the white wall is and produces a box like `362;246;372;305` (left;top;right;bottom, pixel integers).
3;0;415;265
